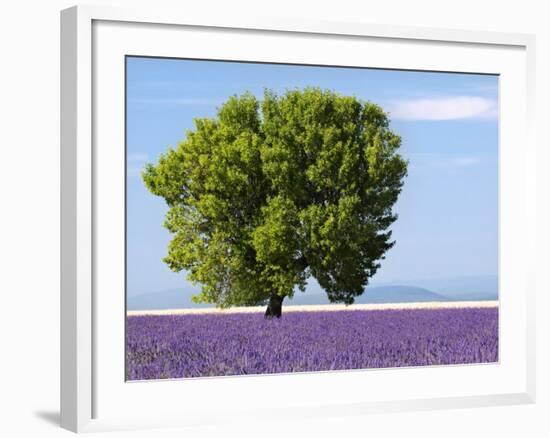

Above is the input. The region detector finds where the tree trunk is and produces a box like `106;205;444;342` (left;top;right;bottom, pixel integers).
265;294;284;318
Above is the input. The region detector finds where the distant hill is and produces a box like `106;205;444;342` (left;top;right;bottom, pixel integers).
127;283;472;310
391;275;498;301
128;288;214;311
287;285;449;305
127;275;498;310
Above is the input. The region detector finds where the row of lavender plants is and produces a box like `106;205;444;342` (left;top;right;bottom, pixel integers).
126;307;498;380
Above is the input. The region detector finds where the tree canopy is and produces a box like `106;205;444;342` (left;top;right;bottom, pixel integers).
143;87;408;315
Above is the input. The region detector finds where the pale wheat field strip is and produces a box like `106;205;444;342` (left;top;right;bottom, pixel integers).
127;300;499;316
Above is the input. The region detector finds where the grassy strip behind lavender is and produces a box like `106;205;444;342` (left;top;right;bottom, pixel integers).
127;300;498;316
126;307;498;381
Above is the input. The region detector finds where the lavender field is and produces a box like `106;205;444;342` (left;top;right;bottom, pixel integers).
126;307;498;380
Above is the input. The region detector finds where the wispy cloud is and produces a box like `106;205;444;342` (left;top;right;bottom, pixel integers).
128;153;148;162
407;153;486;170
127;153;149;177
450;157;483;167
130;97;224;107
389;96;498;121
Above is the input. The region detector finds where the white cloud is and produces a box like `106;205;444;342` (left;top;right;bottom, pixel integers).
127;153;148;162
450;157;482;167
127;153;149;178
407;153;485;170
127;166;145;178
389;96;498;121
130;97;223;107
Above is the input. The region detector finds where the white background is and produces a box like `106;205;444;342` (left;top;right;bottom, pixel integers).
0;0;547;437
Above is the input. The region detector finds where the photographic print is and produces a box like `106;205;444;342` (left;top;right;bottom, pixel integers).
125;57;498;381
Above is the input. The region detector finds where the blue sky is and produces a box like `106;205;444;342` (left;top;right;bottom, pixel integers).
126;57;498;299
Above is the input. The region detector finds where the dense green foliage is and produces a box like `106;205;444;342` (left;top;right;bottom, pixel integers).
143;88;407;308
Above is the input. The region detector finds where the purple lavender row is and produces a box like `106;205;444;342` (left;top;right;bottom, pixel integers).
126;307;498;380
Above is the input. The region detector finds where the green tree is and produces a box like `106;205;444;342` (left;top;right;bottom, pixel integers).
143;88;408;317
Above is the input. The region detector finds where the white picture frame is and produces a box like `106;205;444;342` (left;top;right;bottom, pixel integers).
60;4;537;433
